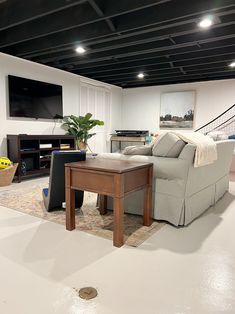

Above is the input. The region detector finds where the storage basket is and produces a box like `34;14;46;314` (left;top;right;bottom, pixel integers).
0;163;18;187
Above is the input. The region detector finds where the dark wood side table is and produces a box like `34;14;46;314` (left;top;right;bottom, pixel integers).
65;159;153;247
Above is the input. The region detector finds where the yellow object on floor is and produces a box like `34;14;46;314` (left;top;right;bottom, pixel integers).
0;157;12;169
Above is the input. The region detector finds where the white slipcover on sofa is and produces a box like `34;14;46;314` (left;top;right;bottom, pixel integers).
97;138;234;226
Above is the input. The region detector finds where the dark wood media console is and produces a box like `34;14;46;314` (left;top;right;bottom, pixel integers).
7;134;76;182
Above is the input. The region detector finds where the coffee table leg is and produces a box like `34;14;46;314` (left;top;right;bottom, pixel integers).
113;197;124;247
66;186;76;231
99;195;107;215
143;166;153;227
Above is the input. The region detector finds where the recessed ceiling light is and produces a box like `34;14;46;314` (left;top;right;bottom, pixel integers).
198;17;213;28
75;46;86;54
137;72;145;79
229;62;235;68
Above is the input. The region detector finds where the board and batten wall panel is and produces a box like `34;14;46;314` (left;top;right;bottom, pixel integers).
80;82;111;153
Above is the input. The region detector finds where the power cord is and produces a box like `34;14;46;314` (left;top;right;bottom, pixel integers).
52;119;57;135
87;143;98;156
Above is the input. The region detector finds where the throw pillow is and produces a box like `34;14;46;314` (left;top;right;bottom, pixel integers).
123;145;153;156
152;132;186;157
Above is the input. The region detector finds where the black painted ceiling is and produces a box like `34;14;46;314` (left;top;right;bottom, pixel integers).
1;0;235;88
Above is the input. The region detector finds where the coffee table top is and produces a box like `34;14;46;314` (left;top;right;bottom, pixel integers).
65;158;153;173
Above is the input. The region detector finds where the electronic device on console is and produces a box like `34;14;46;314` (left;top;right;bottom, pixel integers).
115;130;149;137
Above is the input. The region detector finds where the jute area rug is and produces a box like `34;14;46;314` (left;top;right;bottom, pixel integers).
0;184;165;247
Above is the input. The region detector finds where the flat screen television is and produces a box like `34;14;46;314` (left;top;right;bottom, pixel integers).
8;75;63;119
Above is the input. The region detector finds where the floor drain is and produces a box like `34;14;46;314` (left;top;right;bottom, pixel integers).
78;287;98;300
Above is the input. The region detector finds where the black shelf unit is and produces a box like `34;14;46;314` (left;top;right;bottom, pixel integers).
7;134;76;182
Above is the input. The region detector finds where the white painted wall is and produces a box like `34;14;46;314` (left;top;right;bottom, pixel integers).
122;79;235;133
1;51;234;157
0;53;122;155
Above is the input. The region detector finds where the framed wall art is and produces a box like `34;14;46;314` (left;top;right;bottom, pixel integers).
160;90;196;129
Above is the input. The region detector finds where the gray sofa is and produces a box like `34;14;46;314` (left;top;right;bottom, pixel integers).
97;140;234;226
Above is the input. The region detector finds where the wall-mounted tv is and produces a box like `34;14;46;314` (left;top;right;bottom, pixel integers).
8;75;63;119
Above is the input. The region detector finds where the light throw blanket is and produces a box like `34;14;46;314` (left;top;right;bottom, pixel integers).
171;132;217;167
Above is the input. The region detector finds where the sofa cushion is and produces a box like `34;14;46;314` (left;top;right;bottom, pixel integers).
152;132;186;157
123;145;153;156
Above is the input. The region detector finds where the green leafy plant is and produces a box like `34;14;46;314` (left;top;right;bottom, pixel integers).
61;113;104;149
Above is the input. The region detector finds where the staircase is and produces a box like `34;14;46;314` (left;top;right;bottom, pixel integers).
195;104;235;135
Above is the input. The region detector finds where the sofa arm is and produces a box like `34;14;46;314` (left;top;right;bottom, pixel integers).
154;157;190;180
123;145;153;156
178;144;196;163
97;153;189;180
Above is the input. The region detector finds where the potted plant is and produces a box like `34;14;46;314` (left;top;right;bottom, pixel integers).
61;113;104;150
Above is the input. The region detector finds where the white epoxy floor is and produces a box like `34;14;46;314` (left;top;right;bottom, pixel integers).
0;176;235;314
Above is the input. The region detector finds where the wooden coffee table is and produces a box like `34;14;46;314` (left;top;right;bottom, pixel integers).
65;159;153;247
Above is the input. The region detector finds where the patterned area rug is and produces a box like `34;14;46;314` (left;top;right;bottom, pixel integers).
0;184;165;247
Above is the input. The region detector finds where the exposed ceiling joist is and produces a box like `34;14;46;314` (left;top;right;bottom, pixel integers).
1;0;234;87
65;42;235;72
35;20;235;64
0;0;87;32
53;32;235;69
110;69;235;86
88;0;116;32
89;58;235;81
0;0;171;49
118;72;235;88
13;7;235;59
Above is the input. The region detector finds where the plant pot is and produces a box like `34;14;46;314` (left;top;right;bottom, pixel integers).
76;141;87;151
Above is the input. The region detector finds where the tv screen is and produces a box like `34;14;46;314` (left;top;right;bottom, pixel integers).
8;75;63;119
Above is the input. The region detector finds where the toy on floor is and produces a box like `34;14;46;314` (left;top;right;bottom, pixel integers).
0;157;12;169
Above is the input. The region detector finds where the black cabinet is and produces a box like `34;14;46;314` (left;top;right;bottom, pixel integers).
7;134;76;182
